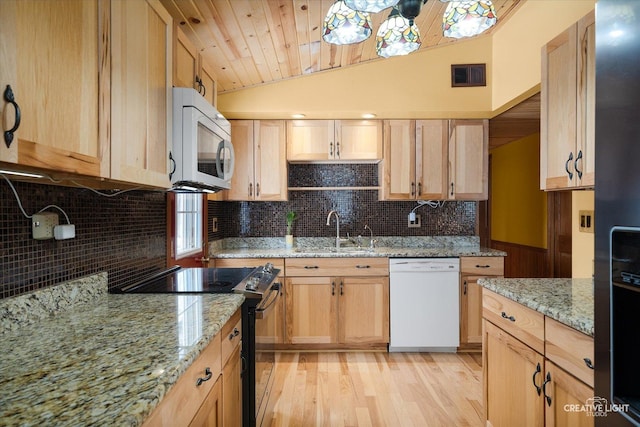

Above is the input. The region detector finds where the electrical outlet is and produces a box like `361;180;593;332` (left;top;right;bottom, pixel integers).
212;217;218;233
408;213;421;228
32;212;59;240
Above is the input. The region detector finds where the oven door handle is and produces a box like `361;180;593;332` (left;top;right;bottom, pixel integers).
255;282;281;320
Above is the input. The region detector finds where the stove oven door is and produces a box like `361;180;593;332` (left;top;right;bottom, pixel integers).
254;281;284;426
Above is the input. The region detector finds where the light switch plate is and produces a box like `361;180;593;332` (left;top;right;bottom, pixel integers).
212;217;218;233
579;210;594;233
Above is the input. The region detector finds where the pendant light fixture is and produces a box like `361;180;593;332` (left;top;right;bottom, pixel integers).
442;0;497;39
344;0;400;13
323;0;373;45
376;8;421;57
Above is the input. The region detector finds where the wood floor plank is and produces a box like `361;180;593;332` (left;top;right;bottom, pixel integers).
261;352;483;427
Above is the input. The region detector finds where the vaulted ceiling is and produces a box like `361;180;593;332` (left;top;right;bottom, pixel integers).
159;0;524;94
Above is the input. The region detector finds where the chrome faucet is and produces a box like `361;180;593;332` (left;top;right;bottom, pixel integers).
326;210;341;249
364;224;376;248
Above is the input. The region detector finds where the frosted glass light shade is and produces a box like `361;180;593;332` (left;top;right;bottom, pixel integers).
375;10;421;58
323;0;373;45
344;0;400;13
443;1;497;39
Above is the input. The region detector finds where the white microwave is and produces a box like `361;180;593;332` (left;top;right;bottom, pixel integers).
170;87;234;192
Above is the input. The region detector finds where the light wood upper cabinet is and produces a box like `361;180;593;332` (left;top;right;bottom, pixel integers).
541;10;595;190
228;120;287;201
287;120;382;162
110;0;172;188
448;119;488;200
381;119;485;200
0;0;108;177
173;25;218;107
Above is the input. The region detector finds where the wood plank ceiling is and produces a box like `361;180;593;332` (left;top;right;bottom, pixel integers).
488;92;540;149
159;0;524;94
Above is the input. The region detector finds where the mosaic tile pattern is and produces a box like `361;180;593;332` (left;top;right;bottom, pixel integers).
0;179;167;298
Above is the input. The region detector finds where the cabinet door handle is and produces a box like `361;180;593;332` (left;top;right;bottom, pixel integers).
501;311;516;322
463;280;467;295
229;327;240;341
256;182;260;197
584;358;594;370
168;151;176;180
332;281;335;296
565;152;574;180
542;372;552;407
340;281;344;296
196;367;213;386
575;150;583;180
532;362;542;396
450;182;454;197
249;183;253;197
329;141;334;157
3;85;21;148
417;182;422;196
410;182;416;197
336;141;340;158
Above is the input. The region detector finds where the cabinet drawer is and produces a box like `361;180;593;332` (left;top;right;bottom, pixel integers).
285;257;388;277
143;333;222;427
221;309;242;366
545;317;594;387
482;289;544;353
461;257;504;276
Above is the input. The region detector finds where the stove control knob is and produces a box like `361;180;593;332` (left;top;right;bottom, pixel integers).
263;263;274;274
245;277;259;291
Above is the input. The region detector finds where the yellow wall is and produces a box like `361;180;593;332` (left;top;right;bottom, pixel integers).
490;133;547;248
572;190;595;278
218;37;493;120
217;1;596;120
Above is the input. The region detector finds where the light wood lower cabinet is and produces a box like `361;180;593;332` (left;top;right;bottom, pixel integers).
459;257;504;349
284;257;389;349
143;308;242;427
483;290;594;427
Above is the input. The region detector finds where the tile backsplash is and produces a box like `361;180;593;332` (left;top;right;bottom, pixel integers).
0;179;166;298
2;164;476;299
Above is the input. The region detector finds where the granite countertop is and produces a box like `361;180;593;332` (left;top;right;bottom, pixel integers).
210;237;507;259
0;274;244;426
478;277;594;337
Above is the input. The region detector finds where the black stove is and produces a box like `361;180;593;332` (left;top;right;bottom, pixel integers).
113;266;255;294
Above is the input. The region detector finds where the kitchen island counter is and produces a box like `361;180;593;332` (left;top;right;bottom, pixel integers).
0;273;244;426
477;277;593;336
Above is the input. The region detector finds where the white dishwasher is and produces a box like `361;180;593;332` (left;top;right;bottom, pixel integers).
389;258;460;352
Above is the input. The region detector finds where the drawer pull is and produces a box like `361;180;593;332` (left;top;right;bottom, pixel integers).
196;367;213;386
532;362;542;396
542;372;552;407
475;264;491;268
304;265;319;269
229;327;240;341
356;265;370;269
501;312;516;322
584;358;594;370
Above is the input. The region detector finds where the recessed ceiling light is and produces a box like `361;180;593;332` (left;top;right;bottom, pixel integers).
362;113;376;119
292;113;306;119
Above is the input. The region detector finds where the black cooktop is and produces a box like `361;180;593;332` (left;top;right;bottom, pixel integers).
114;267;254;294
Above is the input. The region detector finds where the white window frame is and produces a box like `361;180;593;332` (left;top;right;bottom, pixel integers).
174;193;203;259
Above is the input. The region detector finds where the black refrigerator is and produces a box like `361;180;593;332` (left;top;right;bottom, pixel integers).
594;0;640;425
